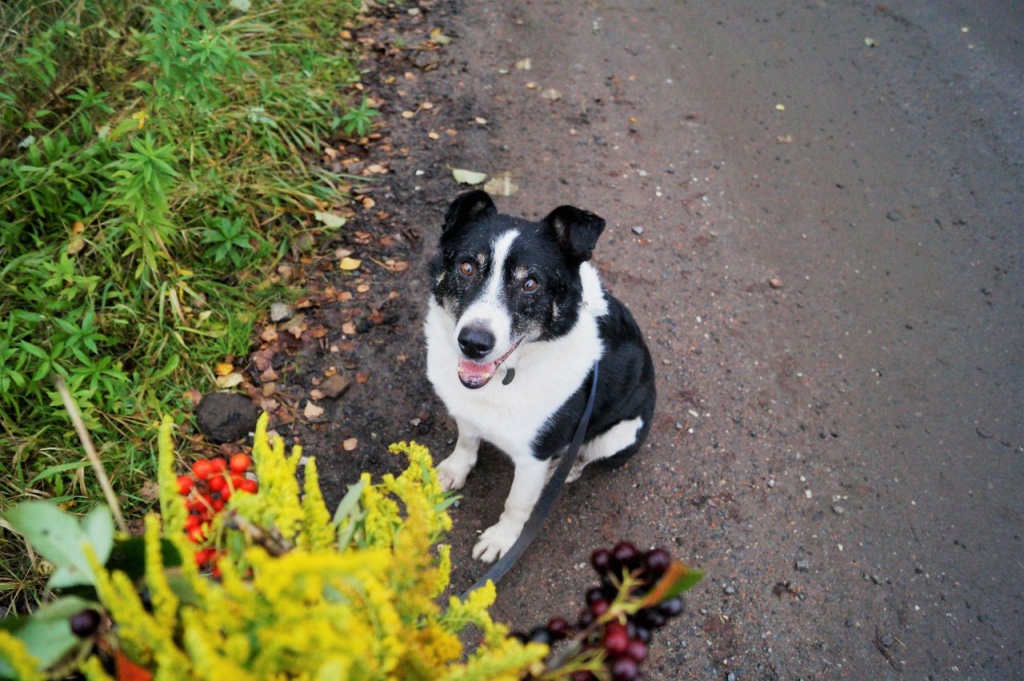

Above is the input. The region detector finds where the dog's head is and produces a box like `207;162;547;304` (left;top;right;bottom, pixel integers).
430;190;606;389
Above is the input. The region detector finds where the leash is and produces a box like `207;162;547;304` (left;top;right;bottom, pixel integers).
462;360;600;596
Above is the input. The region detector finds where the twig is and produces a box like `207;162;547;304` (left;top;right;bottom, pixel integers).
54;375;129;534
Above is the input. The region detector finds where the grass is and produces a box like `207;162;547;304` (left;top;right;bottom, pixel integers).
0;0;368;613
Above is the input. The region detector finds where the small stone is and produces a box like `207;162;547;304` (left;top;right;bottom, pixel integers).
886;210;904;222
832;504;845;515
270;302;294;323
723;585;735;595
195;393;260;444
880;633;894;647
727;673;737;681
319;373;352;399
631;226;645;235
768;277;783;289
795;559;810;572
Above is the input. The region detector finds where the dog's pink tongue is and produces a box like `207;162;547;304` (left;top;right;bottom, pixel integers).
458;358;496;389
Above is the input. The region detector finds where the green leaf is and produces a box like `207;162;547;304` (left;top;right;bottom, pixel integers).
313;211;347;229
1;502;113;590
640;560;703;607
1;595;98;674
27;461;88;486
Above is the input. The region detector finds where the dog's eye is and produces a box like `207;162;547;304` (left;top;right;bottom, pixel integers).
459;261;475;277
522;277;539;293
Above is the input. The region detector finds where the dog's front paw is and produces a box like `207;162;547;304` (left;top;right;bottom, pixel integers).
436;456;472;492
472;520;523;563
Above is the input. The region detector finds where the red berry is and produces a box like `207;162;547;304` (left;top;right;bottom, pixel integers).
229;474;245;489
240;478;258;494
589;598;610;618
176;475;194;495
184;514;201;531
191;459;213;481
187;525;205;543
210;457;227;472
229;453;251;473
219;486;233;502
207;475;226;493
603;622;630;656
187;498;207;514
212;497;225;512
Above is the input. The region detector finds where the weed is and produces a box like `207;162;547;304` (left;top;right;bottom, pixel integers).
0;0;363;612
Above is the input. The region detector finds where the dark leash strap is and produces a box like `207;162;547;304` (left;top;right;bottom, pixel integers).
462;360;600;597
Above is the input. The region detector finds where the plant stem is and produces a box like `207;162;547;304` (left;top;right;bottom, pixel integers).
54;375;129;534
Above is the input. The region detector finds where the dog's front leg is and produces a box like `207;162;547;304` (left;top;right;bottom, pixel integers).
472;456;549;562
436;427;480;492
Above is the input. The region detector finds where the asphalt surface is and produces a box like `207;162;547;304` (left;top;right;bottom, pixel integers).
417;1;1024;678
276;1;1022;678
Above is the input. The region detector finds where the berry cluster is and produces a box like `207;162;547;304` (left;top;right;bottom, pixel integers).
176;453;257;571
518;542;687;681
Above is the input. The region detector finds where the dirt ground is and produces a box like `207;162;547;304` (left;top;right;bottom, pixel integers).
250;1;1023;678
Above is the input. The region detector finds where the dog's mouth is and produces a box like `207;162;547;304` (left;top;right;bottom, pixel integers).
457;338;523;389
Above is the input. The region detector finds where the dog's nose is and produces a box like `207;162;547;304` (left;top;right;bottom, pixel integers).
458;326;495;360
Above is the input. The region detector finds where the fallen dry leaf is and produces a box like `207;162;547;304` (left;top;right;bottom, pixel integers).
355;371;370;384
484;172;519;197
452;168;487;185
215;362;235;377
340;257;362;271
303;401;324;420
342;321;358;335
215;372;244;389
343;438;358;452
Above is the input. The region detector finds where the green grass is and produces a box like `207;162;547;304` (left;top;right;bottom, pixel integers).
0;0;367;613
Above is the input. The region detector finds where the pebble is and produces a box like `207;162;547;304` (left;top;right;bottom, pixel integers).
832;504;845;515
768;277;784;289
727;674;736;681
880;633;894;647
886;210;904;222
632;225;645;235
270;302;294;323
795;559;810;572
723;585;735;595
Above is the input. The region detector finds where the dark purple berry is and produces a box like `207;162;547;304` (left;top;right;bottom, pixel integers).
612;541;640;572
585;586;605;605
644;548;672;577
547;617;571;640
578;609;595;629
529;626;553;645
69;609;102;637
603;621;630;656
570;671;596;681
610;655;639;681
632;625;651;644
657;595;684;618
591;547;613;574
626;638;649;662
637;608;667;629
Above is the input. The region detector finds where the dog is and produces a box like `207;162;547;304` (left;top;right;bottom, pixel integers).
424;190;656;562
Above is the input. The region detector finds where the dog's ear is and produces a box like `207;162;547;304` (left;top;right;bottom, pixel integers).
443;190;497;236
543;205;606;262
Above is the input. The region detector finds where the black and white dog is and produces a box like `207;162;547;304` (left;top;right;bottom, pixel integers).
425;190;656;562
